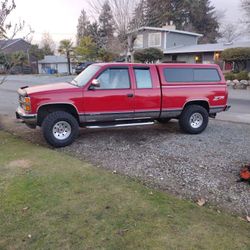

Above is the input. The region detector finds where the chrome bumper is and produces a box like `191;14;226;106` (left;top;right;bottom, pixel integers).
16;106;37;128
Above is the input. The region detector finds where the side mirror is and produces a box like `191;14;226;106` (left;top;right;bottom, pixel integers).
91;79;100;88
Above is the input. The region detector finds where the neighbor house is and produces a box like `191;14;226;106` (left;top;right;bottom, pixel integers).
38;55;75;74
128;24;250;71
0;38;38;73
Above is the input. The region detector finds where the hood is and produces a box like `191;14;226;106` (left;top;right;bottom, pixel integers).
25;82;78;95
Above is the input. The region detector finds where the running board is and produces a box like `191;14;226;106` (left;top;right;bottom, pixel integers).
86;121;155;129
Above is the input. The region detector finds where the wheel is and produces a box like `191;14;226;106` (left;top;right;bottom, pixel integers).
179;105;208;134
157;118;171;124
42;111;79;147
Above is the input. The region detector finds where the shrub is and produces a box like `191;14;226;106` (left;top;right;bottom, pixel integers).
236;71;249;81
134;47;164;63
224;71;249;81
224;72;235;81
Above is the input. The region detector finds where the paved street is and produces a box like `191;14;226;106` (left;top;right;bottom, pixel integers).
0;75;249;124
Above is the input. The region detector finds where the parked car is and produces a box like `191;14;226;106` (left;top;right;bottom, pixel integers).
16;63;230;147
75;62;94;74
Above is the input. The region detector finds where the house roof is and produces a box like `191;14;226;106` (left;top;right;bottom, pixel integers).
128;26;203;37
0;38;29;50
38;55;68;64
164;41;250;54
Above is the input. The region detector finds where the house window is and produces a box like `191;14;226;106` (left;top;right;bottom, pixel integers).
148;33;161;47
134;34;143;48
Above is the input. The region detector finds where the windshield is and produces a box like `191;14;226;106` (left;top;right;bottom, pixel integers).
71;65;101;87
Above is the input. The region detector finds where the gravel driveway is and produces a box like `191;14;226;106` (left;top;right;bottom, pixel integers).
1;115;249;216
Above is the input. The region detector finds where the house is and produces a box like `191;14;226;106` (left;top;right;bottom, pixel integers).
38;55;75;74
0;38;37;73
128;24;250;71
128;24;202;57
163;41;250;71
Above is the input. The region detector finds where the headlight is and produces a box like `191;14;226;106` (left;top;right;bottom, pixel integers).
19;96;31;112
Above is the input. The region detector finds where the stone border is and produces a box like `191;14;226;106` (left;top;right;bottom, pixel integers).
227;80;250;90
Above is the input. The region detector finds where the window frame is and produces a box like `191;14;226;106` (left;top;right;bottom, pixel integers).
148;32;161;47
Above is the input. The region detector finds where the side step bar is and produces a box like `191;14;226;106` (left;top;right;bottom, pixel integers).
86;121;155;129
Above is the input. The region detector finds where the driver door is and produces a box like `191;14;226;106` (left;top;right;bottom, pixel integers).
83;67;135;122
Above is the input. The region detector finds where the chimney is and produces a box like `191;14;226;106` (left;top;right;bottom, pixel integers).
162;21;176;30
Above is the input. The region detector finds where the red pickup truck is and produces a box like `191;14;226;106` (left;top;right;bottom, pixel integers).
16;63;229;147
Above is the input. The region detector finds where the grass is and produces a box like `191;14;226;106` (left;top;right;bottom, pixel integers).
0;131;249;250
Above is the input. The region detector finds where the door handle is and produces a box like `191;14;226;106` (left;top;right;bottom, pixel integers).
127;93;134;98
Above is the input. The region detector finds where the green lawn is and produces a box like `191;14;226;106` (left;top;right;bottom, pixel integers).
0;131;249;250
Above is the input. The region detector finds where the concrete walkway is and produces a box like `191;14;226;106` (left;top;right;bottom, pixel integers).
217;88;250;124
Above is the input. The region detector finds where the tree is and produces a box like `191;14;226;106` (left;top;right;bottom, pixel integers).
134;47;164;62
129;0;147;30
144;0;189;29
40;32;55;55
0;0;16;39
241;0;250;33
58;39;73;75
0;0;26;83
75;36;98;61
143;0;220;43
98;48;117;62
220;24;242;43
88;0;139;52
221;47;250;72
76;9;90;45
186;0;220;43
86;22;100;47
98;1;115;50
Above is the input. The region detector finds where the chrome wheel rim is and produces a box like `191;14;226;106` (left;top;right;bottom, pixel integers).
189;113;203;129
52;121;71;140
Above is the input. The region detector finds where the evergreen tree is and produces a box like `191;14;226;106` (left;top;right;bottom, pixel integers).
129;0;148;30
98;1;115;50
187;0;220;43
86;22;100;48
144;0;220;43
76;9;90;45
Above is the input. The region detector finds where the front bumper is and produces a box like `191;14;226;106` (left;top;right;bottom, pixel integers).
16;106;37;129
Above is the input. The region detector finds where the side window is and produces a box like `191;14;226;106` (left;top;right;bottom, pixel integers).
134;68;153;89
164;68;221;83
194;69;221;82
164;68;193;82
97;68;130;89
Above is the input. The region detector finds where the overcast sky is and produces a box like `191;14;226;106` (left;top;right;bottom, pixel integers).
8;0;242;45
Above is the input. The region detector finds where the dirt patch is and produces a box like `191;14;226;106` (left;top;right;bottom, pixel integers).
8;159;32;170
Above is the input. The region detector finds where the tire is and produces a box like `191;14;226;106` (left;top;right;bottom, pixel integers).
42;111;79;148
157;118;171;124
179;105;208;134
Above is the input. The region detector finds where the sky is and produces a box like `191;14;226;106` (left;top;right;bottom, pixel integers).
8;0;242;46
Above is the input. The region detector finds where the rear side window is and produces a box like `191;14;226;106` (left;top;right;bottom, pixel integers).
134;68;153;88
193;69;221;82
164;68;221;83
164;68;193;82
